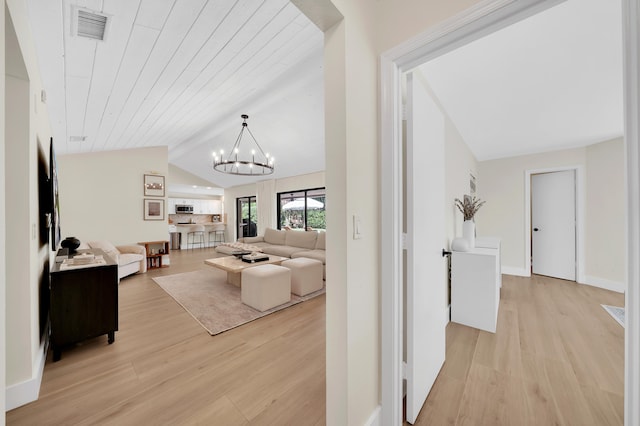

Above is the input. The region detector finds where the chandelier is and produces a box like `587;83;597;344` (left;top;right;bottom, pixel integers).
212;114;274;176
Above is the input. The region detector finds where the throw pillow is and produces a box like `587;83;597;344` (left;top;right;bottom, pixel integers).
87;240;120;262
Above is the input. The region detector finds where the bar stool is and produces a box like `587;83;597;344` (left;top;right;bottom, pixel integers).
208;223;226;247
186;225;205;249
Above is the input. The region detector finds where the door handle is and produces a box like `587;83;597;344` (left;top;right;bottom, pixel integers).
533;228;539;232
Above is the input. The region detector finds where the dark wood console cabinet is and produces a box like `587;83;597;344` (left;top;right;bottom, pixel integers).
49;248;118;361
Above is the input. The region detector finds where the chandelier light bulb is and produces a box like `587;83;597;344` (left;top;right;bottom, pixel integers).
234;148;239;154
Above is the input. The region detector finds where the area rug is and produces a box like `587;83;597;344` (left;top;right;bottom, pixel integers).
152;268;325;335
601;304;625;328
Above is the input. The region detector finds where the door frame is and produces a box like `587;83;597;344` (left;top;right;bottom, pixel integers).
525;166;583;282
380;0;640;425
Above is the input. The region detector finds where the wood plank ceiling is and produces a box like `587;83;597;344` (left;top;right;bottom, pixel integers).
27;0;325;188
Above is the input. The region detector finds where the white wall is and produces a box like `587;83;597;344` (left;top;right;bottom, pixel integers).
5;73;31;386
4;0;54;411
57;146;169;246
167;163;223;199
478;139;626;289
274;171;325;193
313;0;487;422
323;2;379;423
168;163;220;188
585;138;625;286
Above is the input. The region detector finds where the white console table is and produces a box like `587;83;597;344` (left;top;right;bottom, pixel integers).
451;237;501;333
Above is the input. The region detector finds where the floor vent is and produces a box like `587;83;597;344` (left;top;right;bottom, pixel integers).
73;8;109;41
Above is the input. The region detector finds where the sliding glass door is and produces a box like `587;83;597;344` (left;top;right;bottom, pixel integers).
237;196;257;238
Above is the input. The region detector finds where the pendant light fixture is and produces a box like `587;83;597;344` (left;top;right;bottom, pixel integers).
212;114;274;176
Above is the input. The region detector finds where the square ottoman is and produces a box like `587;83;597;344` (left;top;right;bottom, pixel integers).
241;264;291;312
281;257;323;296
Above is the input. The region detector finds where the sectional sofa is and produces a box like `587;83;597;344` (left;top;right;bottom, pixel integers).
215;228;326;279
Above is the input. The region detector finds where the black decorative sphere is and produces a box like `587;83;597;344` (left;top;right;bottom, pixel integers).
61;237;81;252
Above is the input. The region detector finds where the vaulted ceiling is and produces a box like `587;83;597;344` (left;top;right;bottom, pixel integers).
27;0;623;191
27;0;324;189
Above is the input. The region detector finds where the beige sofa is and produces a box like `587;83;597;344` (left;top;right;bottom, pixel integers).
78;240;147;280
216;228;326;279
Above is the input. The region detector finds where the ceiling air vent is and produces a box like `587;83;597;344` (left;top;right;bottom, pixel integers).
73;7;110;41
69;136;87;143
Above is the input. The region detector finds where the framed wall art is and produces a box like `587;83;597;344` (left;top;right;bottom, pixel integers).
144;198;165;221
144;174;165;197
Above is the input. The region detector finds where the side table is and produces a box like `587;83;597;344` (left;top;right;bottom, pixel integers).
138;241;170;269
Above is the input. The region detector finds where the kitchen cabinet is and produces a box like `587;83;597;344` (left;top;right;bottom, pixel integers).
200;200;221;214
168;198;222;214
451;238;501;333
192;199;202;214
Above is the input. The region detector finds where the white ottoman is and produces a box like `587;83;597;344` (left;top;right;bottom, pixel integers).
241;264;291;311
281;257;323;296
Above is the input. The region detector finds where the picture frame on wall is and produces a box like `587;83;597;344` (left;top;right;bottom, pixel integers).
144;198;165;221
144;174;165;197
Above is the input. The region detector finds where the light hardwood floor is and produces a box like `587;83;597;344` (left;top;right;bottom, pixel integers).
410;274;625;426
8;248;326;425
8;250;624;425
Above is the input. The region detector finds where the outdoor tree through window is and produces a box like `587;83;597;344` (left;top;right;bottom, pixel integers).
277;188;326;231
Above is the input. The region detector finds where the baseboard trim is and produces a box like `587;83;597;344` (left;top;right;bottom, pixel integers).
581;275;626;293
501;266;529;277
6;330;48;411
365;405;381;426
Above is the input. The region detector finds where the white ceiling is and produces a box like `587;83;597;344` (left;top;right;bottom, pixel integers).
419;0;623;161
27;0;324;189
27;0;623;189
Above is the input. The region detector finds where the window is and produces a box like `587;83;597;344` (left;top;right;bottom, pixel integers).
237;196;257;238
277;187;326;231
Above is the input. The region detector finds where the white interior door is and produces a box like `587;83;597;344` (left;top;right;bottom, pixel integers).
531;170;576;280
405;71;448;424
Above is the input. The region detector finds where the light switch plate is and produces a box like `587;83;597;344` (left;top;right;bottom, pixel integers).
353;215;362;240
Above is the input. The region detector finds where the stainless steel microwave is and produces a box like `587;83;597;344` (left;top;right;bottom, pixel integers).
175;204;193;214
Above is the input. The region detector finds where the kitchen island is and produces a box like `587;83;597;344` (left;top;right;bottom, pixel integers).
173;221;226;250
